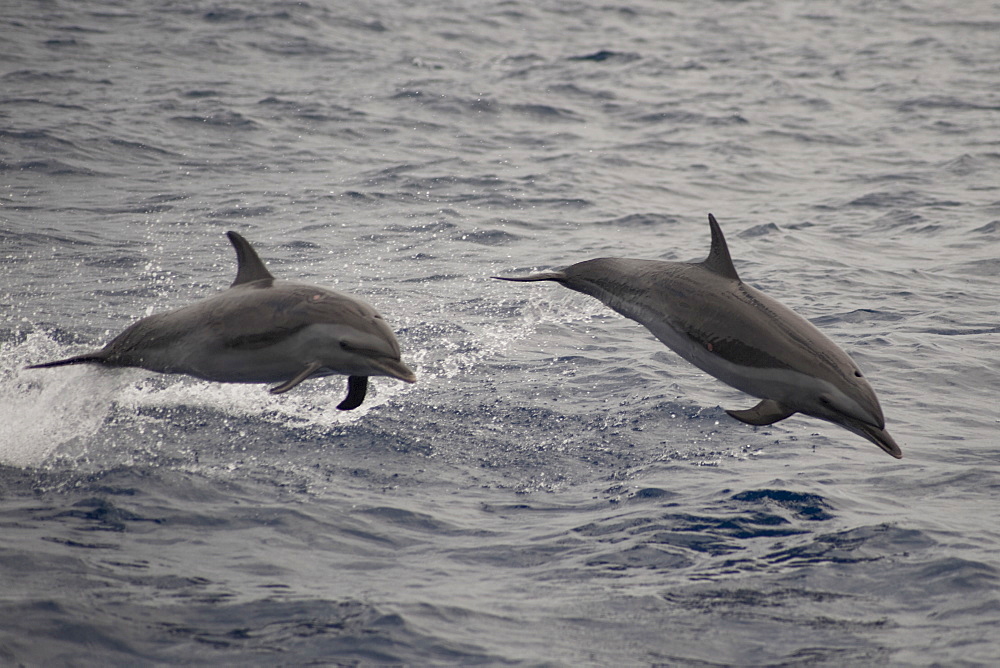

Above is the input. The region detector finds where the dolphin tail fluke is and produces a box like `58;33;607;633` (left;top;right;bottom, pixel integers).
337;375;369;411
726;399;796;426
493;271;567;283
26;352;108;370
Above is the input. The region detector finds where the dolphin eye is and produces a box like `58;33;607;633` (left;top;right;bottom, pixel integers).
819;395;831;405
340;341;349;349
854;370;863;378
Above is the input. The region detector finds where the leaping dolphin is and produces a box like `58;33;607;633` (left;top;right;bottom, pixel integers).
496;214;901;458
27;231;416;410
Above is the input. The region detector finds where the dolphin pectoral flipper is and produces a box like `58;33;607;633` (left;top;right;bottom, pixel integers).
336;375;369;411
726;400;796;426
269;361;323;394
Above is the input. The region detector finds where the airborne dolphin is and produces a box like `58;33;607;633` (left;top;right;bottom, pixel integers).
496;214;901;458
28;232;416;410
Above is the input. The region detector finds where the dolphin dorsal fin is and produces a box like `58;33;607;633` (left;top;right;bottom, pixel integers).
702;214;740;281
227;231;275;286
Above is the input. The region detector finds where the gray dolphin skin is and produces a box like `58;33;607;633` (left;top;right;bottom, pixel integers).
27;232;416;410
496;214;902;459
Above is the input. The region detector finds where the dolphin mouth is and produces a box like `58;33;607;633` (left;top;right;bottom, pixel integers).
341;342;416;383
844;417;903;459
370;357;417;384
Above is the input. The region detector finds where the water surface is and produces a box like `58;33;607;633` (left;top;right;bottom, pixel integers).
2;0;999;665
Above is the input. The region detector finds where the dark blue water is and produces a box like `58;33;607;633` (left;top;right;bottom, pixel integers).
3;0;1000;665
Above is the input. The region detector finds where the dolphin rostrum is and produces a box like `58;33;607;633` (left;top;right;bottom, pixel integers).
496;214;901;458
28;232;416;410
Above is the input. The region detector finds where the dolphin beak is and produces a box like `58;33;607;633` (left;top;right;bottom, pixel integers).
845;419;903;459
372;358;417;384
808;405;902;459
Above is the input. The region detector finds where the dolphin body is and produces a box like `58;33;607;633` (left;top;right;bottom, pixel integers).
496;214;901;458
28;232;416;410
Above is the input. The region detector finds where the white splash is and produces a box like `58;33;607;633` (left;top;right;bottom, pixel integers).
0;331;125;467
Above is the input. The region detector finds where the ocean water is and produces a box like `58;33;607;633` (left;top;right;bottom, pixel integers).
2;0;999;665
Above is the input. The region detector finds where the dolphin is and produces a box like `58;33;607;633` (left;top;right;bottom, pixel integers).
27;231;416;410
496;214;901;458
